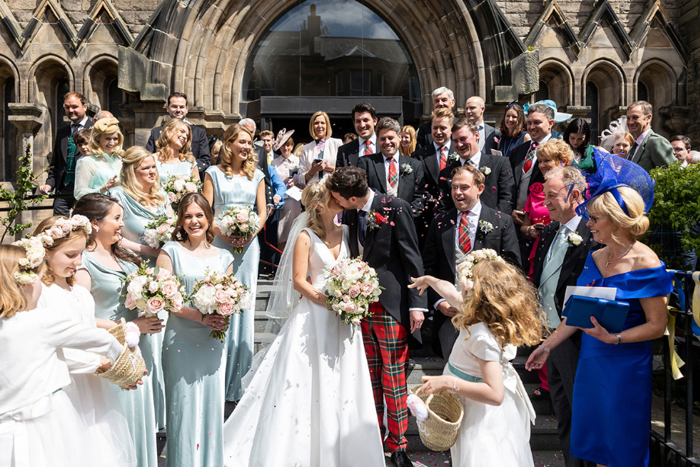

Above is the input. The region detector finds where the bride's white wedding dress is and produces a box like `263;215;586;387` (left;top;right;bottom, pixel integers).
223;226;385;467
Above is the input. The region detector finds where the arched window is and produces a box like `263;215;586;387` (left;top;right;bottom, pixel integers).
586;81;599;143
637;82;649;103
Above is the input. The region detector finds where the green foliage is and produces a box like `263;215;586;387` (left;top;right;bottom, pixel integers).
0;144;47;242
646;163;700;269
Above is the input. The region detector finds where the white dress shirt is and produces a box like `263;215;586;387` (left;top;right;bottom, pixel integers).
630;128;652;161
477;121;485;152
358;134;377;157
460;151;482;169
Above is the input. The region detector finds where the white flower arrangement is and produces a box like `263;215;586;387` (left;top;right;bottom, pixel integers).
191;269;252;340
163;174;202;209
124;265;186;318
143;214;177;248
400;163;413;176
481;166;491;176
218;205;260;254
567;231;583;246
12;236;46;284
448;153;460;164
324;258;382;338
456;248;504;292
478;220;494;235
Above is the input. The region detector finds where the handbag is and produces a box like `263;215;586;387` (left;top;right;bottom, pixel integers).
562;295;630;333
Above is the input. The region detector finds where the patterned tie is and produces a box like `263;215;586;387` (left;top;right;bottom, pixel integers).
364;140;373;156
522;142;539;173
463;158;474;167
458;212;471;255
387;156;398;190
439;146;448;170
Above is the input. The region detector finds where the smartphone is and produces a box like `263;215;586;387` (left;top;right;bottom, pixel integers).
314;158;323;163
534;224;545;231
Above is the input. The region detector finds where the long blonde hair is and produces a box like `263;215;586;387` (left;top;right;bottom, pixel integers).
33;216;89;287
400;125;416;156
155;119;194;163
301;181;331;241
0;245;41;318
220;123;256;179
453;260;545;347
89;117;124;157
120;146;166;206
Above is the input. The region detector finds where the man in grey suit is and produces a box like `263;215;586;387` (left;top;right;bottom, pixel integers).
465;96;501;156
625;100;675;172
530;166;597;467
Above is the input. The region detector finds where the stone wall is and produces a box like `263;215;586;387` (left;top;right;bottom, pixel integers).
678;0;700;144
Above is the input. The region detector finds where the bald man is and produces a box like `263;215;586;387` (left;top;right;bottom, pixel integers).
93;110;114;122
465;96;501;156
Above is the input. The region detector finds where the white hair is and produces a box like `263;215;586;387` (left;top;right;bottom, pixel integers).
239;118;256;133
432;87;454;101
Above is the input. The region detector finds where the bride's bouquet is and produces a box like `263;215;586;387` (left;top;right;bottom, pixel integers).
218;205;260;253
191;270;252;340
324;258;382;338
124;264;186;318
163;174;202;209
143;213;177;248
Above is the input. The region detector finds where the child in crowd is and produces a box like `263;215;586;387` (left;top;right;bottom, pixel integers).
74;128;93;156
410;256;544;467
0;241;124;467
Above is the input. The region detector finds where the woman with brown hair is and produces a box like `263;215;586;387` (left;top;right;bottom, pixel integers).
497;103;531;159
155;118;199;183
203;123;267;402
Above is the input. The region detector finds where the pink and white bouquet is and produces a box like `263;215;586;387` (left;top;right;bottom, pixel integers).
163;174;202;209
456;248;504;292
191;270;252;340
143;213;177;248
124;265;186;318
324;258;382;337
218;205;260;253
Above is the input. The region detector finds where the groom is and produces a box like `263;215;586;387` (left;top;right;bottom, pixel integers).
327;167;427;467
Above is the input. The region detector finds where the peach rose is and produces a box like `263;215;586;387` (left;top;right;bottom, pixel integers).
146;297;165;314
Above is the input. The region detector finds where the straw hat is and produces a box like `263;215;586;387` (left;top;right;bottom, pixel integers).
409;385;464;451
273;128;295;151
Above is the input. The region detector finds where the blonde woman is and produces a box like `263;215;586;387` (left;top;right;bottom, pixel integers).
271;134;301;250
74;117;124;200
155;118;199;183
399;125;417;157
296;111;342;186
203;123;267;402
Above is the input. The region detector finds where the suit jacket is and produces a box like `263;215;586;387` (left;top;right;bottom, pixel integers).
145;122;211;177
437;153;515;214
509;140;545;209
358;153;425;217
630;130;676;172
413;143;459;204
480;122;502;156
335;139;361;168
344;195;427;342
415;121;433;150
45;119;95;192
423;205;521;357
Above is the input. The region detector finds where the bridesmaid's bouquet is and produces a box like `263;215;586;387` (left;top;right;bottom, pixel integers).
143;214;177;248
191;270;252;340
163;174;202;209
124;264;186;318
218;205;260;253
324;258;382;338
456;248;504;292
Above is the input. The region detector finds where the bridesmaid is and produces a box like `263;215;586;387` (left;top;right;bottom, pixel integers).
156;193;233;467
73;193;161;467
155;118;200;184
74;117;124;200
203;123;266;402
109;145;169;429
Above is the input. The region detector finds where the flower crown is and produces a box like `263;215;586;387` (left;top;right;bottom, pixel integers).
39;215;92;246
456;248;505;292
11;237;46;284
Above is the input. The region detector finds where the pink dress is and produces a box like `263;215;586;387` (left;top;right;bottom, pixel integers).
523;182;551;280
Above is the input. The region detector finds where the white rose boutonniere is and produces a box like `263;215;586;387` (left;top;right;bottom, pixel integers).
448;153;459;165
567;231;583;246
478;220;494;235
481;166;491;176
400;163;413;176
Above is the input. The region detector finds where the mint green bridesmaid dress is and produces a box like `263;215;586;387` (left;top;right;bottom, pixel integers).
157;159;196;184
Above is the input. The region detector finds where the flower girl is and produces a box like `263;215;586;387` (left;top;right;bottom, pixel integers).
33;215;137;467
0;242;124;467
410;257;544;467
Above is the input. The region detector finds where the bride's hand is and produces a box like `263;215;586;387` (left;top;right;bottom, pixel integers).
408;276;433;295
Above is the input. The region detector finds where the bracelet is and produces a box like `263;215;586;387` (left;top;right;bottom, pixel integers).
453;376;459;392
615;333;622;345
541;345;550;353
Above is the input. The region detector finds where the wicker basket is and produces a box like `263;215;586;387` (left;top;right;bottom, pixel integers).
410;385;464;452
96;318;146;388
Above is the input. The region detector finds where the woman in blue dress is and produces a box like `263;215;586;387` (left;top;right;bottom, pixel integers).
73;193;161;467
497;102;531;159
203;123;267;402
109;145;169;429
74;117;124;200
527;154;672;467
156;193;233;467
155;118;199;184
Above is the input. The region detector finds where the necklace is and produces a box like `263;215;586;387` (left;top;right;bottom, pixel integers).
605;242;635;268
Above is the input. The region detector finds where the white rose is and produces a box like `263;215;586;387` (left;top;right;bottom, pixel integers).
173;180;185;192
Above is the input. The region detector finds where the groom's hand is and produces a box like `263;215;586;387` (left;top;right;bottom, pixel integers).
410;309;424;334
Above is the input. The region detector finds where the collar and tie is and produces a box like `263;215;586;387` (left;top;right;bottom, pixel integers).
523;142;539;173
463;158;474;167
386;156;398;188
70;122;82;135
439;146;448;170
358;210;368;247
364;140;373;156
458;211;472;254
547;225;569;262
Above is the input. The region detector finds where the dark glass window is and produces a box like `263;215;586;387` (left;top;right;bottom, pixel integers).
637;81;649;103
586;81;599;143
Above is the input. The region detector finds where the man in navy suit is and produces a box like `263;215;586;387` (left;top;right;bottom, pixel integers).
335;102;378;168
464;96;501;155
415;87;456;150
145;92;210;178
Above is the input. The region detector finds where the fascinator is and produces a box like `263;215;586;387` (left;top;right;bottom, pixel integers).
576;149;654;219
273;128;295;151
523;100;572;123
93;117;121;135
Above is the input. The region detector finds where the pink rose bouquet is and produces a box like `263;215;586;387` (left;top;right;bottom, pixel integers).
217;205;260;253
324;258;382;338
124;264;186;318
143;213;177;248
163;174;202;210
191;269;252;340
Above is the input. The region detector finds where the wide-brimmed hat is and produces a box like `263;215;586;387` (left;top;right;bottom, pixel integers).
524;100;572;123
273;128;295;151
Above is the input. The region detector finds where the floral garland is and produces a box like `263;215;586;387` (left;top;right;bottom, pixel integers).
455;248;504;292
11;236;46;284
40;216;92;245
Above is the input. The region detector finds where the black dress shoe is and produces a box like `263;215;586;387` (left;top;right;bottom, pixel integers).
390;451;414;467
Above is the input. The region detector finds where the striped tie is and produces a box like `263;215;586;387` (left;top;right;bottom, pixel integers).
439;146;448;170
387;156;398;189
523;142;539;173
364;140;373;156
458;212;471;254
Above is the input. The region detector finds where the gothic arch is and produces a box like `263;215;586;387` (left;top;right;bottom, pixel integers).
28;54;74;107
83;54;119;111
539;58;573;108
582;59;626;137
634;59;677;107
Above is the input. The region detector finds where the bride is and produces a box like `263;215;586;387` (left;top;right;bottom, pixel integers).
223;181;385;466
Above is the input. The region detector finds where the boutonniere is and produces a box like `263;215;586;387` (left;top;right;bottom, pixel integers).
567;231;583;246
448;153;459;164
366;210;387;231
481;166;491;176
493;136;499;143
400;163;413;176
478;220;494;234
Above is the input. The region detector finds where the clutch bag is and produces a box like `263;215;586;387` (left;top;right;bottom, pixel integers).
562;295;630;333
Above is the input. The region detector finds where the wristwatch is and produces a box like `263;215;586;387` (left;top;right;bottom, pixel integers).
614;333;622;345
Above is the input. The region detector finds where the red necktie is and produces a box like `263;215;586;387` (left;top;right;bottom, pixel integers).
364;140;373;156
523;142;539;173
458;212;471;254
439;146;447;170
387;157;398;189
